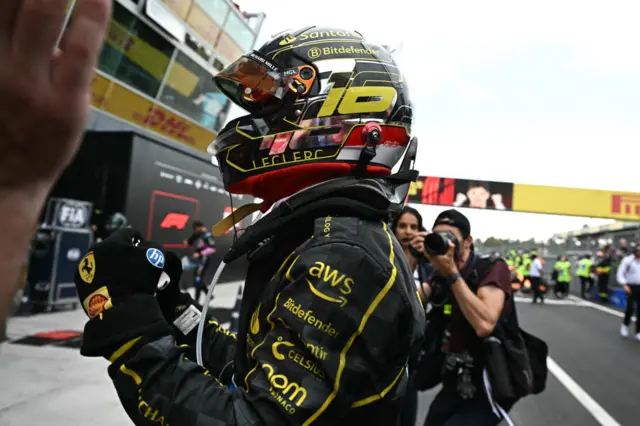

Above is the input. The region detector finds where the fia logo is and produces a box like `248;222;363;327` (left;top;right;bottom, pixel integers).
146;248;165;269
58;203;88;228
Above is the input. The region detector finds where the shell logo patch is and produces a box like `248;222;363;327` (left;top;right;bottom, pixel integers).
83;286;113;318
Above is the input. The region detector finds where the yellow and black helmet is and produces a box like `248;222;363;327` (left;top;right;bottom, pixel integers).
209;26;414;205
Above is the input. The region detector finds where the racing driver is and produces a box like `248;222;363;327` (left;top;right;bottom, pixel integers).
73;26;425;426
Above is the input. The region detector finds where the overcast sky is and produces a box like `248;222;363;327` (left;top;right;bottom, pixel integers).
230;0;639;241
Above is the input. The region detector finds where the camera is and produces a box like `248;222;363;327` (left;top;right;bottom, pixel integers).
424;230;459;256
444;351;477;400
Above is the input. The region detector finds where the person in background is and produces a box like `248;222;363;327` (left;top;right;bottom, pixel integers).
186;220;216;304
530;254;545;304
596;246;614;303
409;209;515;426
618;239;630;257
520;251;532;291
576;254;594;299
89;208;105;242
510;263;523;293
504;250;514;268
514;249;523;270
391;206;432;426
104;212;129;237
617;244;640;341
554;256;572;298
392;206;433;297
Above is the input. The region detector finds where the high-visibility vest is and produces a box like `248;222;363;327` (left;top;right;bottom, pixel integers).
577;259;593;278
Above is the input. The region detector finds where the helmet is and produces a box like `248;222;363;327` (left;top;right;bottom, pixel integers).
209;26;414;205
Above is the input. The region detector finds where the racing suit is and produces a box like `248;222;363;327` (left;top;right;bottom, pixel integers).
104;177;425;426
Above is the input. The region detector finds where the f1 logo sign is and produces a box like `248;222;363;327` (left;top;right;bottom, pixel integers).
148;191;199;249
160;213;190;230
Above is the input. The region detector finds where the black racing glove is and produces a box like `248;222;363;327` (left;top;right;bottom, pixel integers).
74;228;172;358
156;252;215;344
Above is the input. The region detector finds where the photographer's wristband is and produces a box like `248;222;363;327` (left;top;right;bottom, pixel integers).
443;272;461;286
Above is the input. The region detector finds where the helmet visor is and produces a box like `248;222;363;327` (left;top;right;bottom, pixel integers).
214;51;295;115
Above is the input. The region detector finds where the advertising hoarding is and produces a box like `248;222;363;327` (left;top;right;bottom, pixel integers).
408;175;640;220
408;176;514;211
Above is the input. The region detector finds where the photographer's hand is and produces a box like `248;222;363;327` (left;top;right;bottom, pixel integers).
425;240;459;276
409;231;428;257
0;0;111;340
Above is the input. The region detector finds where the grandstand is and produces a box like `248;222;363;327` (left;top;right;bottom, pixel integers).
76;0;265;154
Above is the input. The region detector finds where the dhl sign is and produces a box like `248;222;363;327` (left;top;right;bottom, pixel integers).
90;73;216;153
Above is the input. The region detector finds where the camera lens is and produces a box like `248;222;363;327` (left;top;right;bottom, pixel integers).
424;233;449;256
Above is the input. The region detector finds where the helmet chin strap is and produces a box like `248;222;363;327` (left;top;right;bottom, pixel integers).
211;202;263;237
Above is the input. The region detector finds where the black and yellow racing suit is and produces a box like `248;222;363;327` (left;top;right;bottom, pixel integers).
596;254;613;301
106;178;425;426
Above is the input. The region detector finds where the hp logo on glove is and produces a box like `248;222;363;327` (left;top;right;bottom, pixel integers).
146;248;165;269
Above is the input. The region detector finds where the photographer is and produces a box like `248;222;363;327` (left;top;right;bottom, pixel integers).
410;209;514;426
392;206;434;300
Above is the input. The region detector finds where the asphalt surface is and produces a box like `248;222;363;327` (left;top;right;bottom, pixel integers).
2;285;639;426
415;294;639;426
516;297;638;425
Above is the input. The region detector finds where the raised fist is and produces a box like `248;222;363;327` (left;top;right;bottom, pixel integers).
74;228;166;318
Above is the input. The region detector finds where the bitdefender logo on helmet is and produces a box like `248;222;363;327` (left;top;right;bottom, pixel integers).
309;45;379;59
